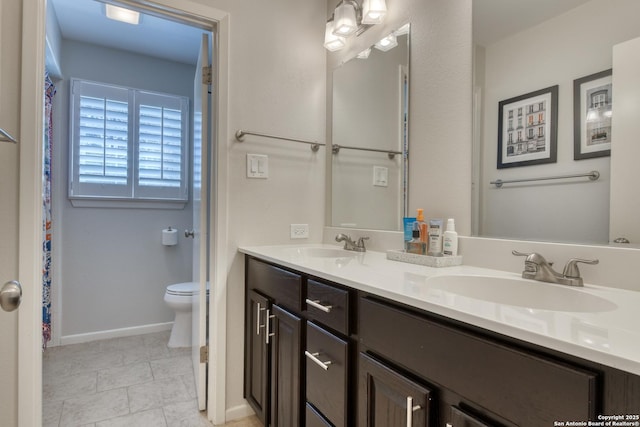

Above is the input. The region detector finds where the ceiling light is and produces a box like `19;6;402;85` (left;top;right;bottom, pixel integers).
374;33;397;51
105;4;140;25
333;1;358;37
324;21;346;52
362;0;387;25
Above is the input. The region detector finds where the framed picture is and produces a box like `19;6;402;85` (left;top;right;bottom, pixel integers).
573;69;612;160
497;85;558;169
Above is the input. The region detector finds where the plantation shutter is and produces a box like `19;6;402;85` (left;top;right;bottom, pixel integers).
69;79;188;202
135;92;189;200
78;96;129;185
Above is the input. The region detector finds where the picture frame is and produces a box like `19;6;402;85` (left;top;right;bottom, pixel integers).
497;85;558;169
573;69;612;160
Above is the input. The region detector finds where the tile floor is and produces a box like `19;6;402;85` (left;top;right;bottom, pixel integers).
43;331;260;427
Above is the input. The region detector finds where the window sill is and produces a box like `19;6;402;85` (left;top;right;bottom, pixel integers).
69;198;188;210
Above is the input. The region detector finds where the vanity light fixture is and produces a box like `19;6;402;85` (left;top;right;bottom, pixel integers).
105;4;140;25
362;0;387;24
357;48;372;59
324;20;347;52
333;0;358;37
324;0;387;52
374;33;397;51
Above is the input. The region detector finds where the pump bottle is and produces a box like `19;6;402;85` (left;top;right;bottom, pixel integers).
443;218;458;256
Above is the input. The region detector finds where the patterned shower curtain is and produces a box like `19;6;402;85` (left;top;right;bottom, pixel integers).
43;73;56;350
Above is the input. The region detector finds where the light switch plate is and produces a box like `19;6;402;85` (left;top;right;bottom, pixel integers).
373;166;388;187
247;154;268;179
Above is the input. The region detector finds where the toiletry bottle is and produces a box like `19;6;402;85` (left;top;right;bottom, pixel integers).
443;218;458;256
427;219;443;256
405;223;425;254
416;209;427;243
403;217;416;243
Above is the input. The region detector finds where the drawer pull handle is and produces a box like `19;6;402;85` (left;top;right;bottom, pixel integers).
305;351;332;370
306;298;332;313
256;303;266;336
406;396;421;427
265;309;275;345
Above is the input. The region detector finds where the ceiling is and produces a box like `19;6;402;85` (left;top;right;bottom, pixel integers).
50;0;204;65
473;0;592;46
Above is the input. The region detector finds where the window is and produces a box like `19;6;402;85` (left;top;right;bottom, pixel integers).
69;79;189;203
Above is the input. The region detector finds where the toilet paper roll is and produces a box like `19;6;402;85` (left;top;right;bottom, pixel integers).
162;228;178;246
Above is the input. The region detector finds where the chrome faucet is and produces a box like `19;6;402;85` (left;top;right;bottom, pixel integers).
335;233;369;252
512;250;598;287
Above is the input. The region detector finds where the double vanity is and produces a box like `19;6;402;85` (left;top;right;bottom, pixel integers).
240;244;640;426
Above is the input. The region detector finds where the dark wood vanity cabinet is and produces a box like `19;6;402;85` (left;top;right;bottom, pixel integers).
244;255;640;427
244;256;354;427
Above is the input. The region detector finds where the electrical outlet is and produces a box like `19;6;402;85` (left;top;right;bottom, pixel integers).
290;224;309;239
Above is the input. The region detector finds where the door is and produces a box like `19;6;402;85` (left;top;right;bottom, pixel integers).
192;32;212;411
359;353;432;427
270;305;302;427
0;141;21;426
245;290;271;424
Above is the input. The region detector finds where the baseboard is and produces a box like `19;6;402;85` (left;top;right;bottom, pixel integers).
59;322;173;346
225;402;255;423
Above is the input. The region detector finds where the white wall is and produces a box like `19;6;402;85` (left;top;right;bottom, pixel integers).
477;0;640;244
188;0;328;418
327;0;473;236
53;40;196;338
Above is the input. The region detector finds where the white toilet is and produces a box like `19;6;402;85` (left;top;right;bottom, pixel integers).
164;282;208;348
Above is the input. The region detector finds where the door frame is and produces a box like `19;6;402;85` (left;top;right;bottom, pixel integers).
20;0;230;425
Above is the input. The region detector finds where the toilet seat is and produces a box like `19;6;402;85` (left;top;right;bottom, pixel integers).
166;282;210;297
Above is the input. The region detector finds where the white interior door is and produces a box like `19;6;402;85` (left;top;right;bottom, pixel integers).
0;141;20;426
192;32;211;411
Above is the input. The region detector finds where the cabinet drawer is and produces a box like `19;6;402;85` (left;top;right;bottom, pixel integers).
247;257;302;312
449;406;493;427
306;321;349;427
359;297;598;426
306;279;349;335
306;403;332;427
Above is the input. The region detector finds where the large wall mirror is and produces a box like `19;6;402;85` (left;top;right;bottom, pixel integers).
330;24;410;231
473;0;640;245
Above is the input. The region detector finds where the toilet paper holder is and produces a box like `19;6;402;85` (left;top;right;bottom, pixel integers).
162;227;179;246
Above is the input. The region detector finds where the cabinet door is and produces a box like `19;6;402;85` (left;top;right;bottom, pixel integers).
245;290;270;424
270;305;302;427
359;353;432;427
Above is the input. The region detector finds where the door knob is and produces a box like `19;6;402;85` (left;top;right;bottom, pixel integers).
185;230;195;238
0;281;22;312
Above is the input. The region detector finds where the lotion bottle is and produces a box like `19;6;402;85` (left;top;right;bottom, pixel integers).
416;209;427;243
443;218;458;256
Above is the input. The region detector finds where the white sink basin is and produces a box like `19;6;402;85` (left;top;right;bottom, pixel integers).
293;247;358;258
425;275;617;312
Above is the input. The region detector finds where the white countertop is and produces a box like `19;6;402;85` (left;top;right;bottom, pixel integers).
239;244;640;376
